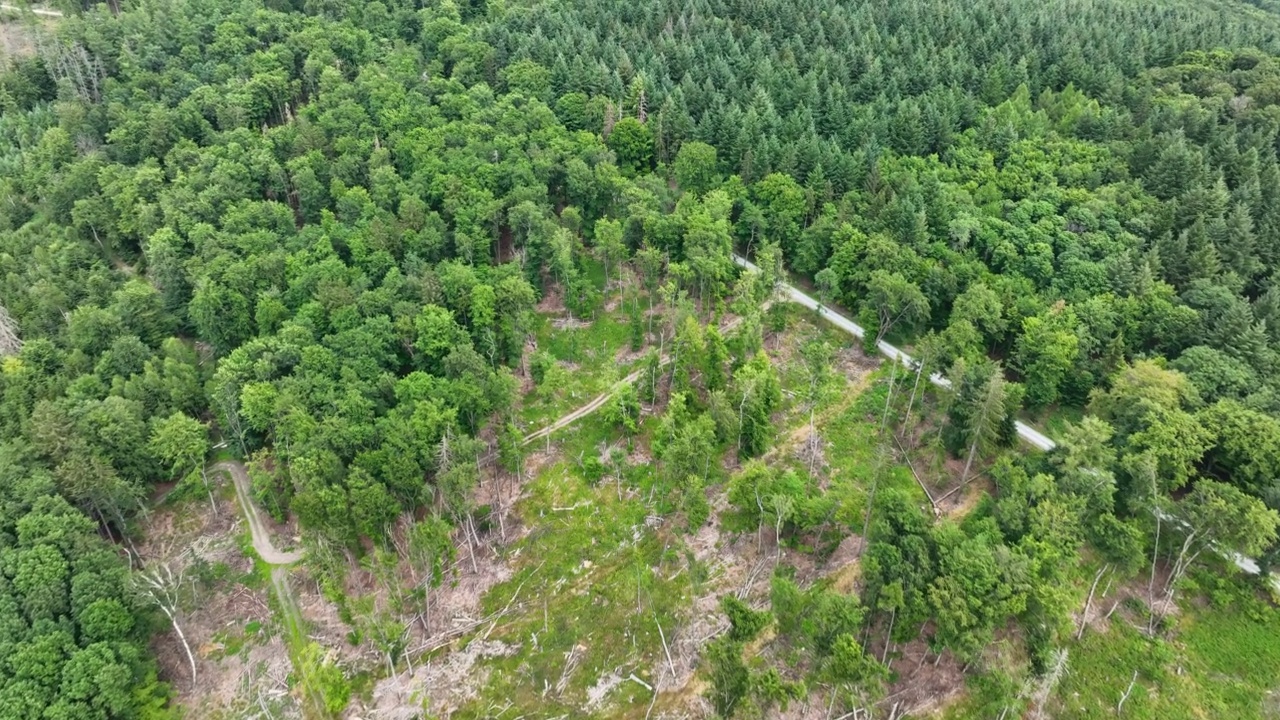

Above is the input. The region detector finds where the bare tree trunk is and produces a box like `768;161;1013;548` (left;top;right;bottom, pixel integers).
497;479;508;544
1116;670;1139;714
754;484;765;554
0;305;22;356
807;407;817;474
882;606;896;664
775;512;783;560
902;358;925;436
1154;533;1200;631
467;514;482;573
200;466;218;516
736;380;756;458
1077;564;1110;640
880;361;899;431
1146;497;1161;635
859;445;889;552
140;566;197;689
960;438;979;486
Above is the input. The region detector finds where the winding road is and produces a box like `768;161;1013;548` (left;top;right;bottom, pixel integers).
732;253;1280;584
732;254;1057;451
216;461;302;564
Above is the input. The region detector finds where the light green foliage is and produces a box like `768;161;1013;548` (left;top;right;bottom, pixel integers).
603;382;641;436
654;393;718;488
730;351;782;459
673;141;719;196
1197;400;1280;496
1177;479;1279;559
500;59;552;100
1014;304;1080;408
706;637;751;718
148;412;208;481
607;117;653;173
864;269;930;347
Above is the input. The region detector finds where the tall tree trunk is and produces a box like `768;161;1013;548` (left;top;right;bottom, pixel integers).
902;359;925;437
882;606;896;664
1146;496;1161;635
960;438;979;486
1077;564;1110;640
880;361;899;430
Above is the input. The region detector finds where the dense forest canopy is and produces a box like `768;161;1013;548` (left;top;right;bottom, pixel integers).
4;0;1280;715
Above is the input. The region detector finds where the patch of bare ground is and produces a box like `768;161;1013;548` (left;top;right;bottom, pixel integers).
655;493;747;703
837;345;884;375
823;533;865;595
350;539;519;718
651;488;848;718
878;635;967;717
536;282;566;314
0;16;51;63
935;475;992;518
551;316;592;330
138;494;299;718
615;342;649;366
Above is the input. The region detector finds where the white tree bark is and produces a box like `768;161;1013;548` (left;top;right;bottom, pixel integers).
0;305;21;357
139;564;197;688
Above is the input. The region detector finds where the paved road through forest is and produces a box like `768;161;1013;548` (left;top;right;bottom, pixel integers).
731;253;1059;451
731;252;1280;584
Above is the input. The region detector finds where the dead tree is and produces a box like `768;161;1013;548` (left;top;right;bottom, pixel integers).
1116;670;1139;714
37;37;104;103
138;563;198;689
0;305;21;356
1026;648;1068;720
1076;564;1110;640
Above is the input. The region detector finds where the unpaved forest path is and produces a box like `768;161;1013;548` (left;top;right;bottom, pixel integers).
520;314;747;446
217;460;302;564
0;4;63;16
521;365;647;445
215;461;311;704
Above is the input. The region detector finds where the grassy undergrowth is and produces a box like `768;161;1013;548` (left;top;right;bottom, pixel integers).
450;434;691;718
520;302;638;430
1052;572;1280;720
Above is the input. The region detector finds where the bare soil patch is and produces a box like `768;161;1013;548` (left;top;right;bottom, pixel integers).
880;636;967;717
352;449;559;719
0;17;44;64
551;316;592;330
138;494;299;718
536;283;566;314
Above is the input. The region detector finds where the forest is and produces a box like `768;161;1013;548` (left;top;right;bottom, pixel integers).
4;0;1280;716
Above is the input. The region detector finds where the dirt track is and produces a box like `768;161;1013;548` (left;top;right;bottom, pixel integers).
0;4;62;16
520;314;747;446
215;461;302;565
